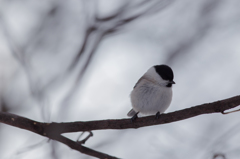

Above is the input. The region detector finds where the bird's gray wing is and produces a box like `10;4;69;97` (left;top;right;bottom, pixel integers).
133;76;146;88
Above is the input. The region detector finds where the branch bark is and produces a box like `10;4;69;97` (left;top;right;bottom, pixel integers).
0;95;240;158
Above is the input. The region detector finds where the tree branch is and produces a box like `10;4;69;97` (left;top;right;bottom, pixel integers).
0;95;240;158
0;112;119;159
46;95;240;133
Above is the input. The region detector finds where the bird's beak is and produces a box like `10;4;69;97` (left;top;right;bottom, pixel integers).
169;81;176;84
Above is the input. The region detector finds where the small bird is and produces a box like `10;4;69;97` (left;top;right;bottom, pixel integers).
127;65;175;121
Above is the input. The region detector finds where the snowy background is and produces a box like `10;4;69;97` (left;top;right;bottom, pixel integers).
0;0;240;159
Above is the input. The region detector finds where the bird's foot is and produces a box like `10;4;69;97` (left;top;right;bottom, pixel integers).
131;112;139;122
155;111;160;119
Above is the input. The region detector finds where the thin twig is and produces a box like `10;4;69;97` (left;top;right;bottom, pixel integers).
77;131;93;144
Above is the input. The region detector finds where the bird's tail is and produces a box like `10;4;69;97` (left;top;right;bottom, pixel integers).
127;109;137;117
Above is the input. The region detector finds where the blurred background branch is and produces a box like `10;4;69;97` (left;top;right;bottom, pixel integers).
0;0;240;159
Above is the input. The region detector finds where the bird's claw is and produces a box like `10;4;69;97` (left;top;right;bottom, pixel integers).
131;112;139;122
155;111;160;119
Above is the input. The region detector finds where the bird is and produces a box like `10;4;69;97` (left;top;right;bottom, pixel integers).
127;65;175;121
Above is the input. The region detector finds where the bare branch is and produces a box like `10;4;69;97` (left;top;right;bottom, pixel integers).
51;135;119;159
49;95;240;133
0;95;240;158
0;113;118;159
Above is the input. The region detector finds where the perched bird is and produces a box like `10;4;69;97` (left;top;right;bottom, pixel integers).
127;65;175;121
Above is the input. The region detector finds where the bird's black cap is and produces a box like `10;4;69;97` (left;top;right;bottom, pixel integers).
154;65;174;82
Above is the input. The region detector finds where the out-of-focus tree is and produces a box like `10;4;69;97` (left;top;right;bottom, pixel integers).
1;0;240;159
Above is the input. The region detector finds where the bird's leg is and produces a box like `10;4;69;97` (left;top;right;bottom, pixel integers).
155;111;160;119
131;112;139;122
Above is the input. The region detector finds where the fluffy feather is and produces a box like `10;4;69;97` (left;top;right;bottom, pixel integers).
127;66;174;117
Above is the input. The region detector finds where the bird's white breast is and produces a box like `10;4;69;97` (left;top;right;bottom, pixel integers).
130;78;172;115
